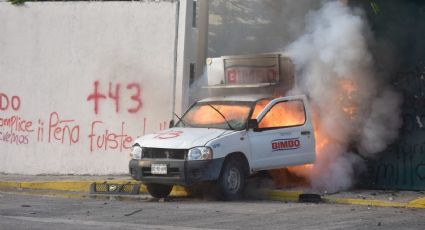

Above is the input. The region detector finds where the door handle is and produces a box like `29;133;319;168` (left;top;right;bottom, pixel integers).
301;131;311;135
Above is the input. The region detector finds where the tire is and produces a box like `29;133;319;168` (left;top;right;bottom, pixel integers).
146;183;173;198
217;159;246;200
298;193;322;203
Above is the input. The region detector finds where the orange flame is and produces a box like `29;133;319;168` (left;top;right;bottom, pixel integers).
185;104;250;125
339;79;358;119
251;99;306;128
339;79;356;97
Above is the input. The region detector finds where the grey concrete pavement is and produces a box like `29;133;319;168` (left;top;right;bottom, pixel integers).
0;190;424;230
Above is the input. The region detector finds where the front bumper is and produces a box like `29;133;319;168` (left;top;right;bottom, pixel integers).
129;158;224;186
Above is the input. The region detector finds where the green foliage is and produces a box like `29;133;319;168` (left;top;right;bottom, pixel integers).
7;0;27;5
370;1;380;14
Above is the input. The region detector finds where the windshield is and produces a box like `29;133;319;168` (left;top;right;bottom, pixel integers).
176;101;253;130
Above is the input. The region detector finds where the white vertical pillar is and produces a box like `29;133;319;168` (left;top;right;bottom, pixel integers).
174;0;194;116
196;0;209;78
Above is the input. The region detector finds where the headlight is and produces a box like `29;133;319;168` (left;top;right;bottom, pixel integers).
188;147;213;160
130;145;143;160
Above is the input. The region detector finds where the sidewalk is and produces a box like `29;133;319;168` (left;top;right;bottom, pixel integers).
0;174;424;209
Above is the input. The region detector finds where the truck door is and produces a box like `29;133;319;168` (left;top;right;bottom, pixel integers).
248;95;316;171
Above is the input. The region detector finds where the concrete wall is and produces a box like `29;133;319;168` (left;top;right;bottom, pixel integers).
0;1;181;174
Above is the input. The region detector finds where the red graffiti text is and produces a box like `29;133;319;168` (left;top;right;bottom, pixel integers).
0;93;21;111
88;121;133;152
87;81;143;115
0;115;34;133
0;131;29;145
48;112;80;145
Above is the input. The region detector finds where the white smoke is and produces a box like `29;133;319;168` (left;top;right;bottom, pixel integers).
358;88;402;154
285;1;402;192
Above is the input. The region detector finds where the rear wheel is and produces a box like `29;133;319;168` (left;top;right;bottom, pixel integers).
218;159;246;200
146;183;173;198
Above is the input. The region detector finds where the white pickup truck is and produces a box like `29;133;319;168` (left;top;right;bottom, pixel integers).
129;94;316;200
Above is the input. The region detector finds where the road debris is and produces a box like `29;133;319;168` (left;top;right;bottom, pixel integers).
124;209;143;217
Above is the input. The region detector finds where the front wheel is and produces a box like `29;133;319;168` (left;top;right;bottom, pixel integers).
217;159;246;200
146;183;173;198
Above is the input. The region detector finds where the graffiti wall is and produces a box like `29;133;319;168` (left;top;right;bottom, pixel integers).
0;1;178;174
362;62;425;190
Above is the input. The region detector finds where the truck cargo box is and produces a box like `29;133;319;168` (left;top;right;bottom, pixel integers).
206;53;295;92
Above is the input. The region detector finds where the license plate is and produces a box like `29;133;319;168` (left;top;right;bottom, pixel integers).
151;164;167;175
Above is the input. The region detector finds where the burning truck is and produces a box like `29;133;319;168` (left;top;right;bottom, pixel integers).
129;53;316;200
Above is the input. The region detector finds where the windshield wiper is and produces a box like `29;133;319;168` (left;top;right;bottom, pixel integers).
174;112;187;127
206;104;235;130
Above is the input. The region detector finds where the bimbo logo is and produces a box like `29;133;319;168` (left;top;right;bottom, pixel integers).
271;138;300;151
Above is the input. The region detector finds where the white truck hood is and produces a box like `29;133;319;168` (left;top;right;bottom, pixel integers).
134;127;230;149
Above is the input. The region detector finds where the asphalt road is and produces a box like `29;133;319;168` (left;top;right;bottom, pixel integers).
0;191;424;230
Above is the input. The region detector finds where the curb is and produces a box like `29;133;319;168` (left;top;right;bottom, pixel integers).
324;196;425;209
406;197;425;209
265;190;425;209
1;180;424;208
0;180;188;197
263;190;303;202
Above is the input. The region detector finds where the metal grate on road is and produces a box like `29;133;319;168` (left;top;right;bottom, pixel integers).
90;182;140;195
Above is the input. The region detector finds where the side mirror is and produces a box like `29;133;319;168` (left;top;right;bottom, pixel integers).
169;119;175;128
247;119;259;130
